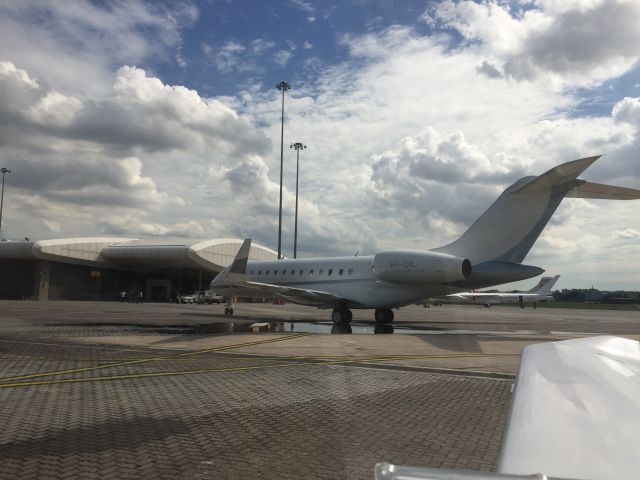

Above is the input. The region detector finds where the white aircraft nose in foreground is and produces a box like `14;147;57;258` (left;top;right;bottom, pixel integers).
212;156;640;323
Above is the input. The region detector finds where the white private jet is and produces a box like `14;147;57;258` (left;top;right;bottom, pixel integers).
436;274;560;308
212;156;640;323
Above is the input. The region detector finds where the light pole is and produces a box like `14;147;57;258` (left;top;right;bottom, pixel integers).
290;142;306;259
276;81;290;259
0;167;10;241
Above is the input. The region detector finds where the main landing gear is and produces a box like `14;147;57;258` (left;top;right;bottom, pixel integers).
331;305;353;334
330;306;395;334
331;306;394;324
373;308;394;334
374;308;394;323
331;306;353;324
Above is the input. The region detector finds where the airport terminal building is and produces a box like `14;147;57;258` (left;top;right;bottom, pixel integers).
0;237;278;301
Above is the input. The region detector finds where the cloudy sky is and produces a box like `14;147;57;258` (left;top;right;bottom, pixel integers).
1;0;639;290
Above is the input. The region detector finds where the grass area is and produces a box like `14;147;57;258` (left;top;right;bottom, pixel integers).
537;302;640;311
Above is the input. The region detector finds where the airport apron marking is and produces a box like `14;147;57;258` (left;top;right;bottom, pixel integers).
54;352;518;362
0;332;312;382
0;353;518;389
0;338;155;353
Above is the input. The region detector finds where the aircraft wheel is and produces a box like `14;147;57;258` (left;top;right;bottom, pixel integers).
383;309;394;323
332;309;344;324
229;308;234;316
375;308;394;323
345;309;353;323
224;307;229;316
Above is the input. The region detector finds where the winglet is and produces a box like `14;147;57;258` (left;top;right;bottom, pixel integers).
229;239;251;274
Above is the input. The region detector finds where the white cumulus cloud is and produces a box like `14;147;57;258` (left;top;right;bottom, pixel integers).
427;0;640;86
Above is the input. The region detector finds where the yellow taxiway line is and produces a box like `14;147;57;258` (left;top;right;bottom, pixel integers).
0;352;518;389
40;352;518;363
0;332;312;382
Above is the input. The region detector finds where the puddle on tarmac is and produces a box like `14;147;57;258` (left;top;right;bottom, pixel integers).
52;321;591;336
144;321;451;335
159;321;401;335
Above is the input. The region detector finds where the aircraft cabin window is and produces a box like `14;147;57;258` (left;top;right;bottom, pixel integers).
258;270;262;275
319;269;324;275
339;269;344;276
282;270;286;275
328;269;333;276
291;270;295;275
299;270;303;275
348;268;354;275
309;269;314;275
274;270;278;276
266;270;270;275
250;270;254;275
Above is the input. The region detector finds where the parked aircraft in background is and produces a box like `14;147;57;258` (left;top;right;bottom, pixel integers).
433;274;560;308
212;156;640;323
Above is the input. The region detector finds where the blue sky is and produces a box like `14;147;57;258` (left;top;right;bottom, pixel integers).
156;0;439;96
0;0;640;289
147;0;640;116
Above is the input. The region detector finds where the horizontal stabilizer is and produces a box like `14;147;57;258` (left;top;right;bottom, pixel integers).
565;180;640;200
510;156;600;195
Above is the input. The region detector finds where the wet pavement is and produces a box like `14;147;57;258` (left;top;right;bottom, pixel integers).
0;300;638;479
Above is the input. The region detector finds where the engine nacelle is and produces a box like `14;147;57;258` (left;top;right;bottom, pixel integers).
373;250;471;284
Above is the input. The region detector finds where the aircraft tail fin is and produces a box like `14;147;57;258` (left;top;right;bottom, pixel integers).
433;156;640;263
527;274;560;294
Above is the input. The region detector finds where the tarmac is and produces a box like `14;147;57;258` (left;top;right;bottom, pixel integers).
0;300;638;479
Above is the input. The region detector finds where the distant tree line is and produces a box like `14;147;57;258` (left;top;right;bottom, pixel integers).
553;288;640;303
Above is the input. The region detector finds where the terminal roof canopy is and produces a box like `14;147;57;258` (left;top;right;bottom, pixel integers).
0;237;277;273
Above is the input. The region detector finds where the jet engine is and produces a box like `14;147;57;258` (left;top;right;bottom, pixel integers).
373;250;471;284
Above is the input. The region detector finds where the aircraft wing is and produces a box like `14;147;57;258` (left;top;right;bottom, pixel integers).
376;336;640;480
229;279;359;307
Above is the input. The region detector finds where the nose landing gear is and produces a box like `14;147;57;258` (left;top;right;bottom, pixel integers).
224;296;236;316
